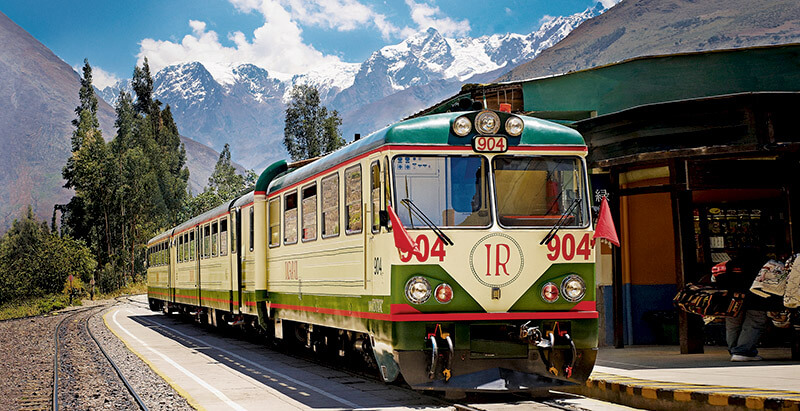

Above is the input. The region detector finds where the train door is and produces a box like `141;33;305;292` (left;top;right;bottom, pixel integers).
169;236;176;304
195;226;201;306
365;157;383;295
230;209;242;313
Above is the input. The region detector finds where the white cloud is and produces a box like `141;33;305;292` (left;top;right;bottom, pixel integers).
405;0;470;37
74;63;120;89
598;0;622;8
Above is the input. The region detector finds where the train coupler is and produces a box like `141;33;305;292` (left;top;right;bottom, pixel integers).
426;324;454;382
533;321;578;379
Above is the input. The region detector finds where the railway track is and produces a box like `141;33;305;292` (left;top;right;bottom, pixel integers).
53;302;149;411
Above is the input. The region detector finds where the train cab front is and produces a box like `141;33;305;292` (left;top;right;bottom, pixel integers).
383;140;598;392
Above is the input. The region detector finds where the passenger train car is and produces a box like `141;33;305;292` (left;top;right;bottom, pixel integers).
147;105;598;391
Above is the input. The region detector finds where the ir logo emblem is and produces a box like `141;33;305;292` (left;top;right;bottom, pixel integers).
469;233;524;288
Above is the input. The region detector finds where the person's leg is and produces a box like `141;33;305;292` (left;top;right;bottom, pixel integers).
726;310;745;354
730;310;768;357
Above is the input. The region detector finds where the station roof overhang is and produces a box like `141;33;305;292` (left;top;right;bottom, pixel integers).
574;91;800;169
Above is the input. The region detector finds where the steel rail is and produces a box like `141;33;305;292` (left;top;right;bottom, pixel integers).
85;306;150;411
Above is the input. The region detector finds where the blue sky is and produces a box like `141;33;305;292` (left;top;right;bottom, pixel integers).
1;0;611;88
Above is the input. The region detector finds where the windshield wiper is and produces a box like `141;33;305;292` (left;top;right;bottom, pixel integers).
540;197;581;246
401;198;454;246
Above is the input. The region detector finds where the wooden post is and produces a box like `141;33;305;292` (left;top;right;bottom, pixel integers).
610;168;625;348
671;160;704;354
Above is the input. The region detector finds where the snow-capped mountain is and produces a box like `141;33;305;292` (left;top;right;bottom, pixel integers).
99;2;608;170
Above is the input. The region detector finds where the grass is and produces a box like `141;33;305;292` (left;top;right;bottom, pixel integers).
0;280;147;321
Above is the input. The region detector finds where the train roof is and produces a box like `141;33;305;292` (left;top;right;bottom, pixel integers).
266;110;584;195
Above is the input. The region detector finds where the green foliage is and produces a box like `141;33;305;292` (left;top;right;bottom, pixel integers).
284;84;345;161
186;143;257;216
0;207;96;304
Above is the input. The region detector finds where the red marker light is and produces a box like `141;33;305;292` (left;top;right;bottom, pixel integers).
499;103;511;113
434;283;453;304
541;282;559;303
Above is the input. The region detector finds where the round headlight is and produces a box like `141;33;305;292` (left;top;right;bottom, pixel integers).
405;276;431;304
505;116;524;137
561;275;586;302
434;283;453;304
475;111;501;135
541;282;559;303
453;116;472;137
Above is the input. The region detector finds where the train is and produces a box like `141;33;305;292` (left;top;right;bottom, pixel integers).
147;101;598;392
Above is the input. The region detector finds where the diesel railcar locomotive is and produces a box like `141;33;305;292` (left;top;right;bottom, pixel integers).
147;106;598;391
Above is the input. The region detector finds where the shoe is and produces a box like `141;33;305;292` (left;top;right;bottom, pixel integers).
731;355;763;362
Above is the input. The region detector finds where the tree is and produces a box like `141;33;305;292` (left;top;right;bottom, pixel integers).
187;143;257;216
284;84;345;161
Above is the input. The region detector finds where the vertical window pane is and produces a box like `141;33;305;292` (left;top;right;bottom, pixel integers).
302;184;317;241
345;165;362;234
230;213;237;254
204;224;210;258
212;221;218;257
220;218;228;256
190;231;195;261
284;192;298;244
269;198;281;246
249;207;254;251
371;161;381;233
321;174;339;238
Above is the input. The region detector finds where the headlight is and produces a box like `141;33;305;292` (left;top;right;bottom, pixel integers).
505;116;524;137
405;276;431;304
434;283;453;304
541;282;559;303
475;111;500;135
561;275;586;302
453;116;472;136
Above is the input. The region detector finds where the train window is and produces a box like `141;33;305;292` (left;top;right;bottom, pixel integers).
212;221;219;257
220;218;228;256
204;224;211;258
178;235;183;262
321;174;339;238
184;233;189;261
230;213;237;254
493;156;588;228
249;207;254;252
284;191;298;244
302;183;317;242
345;165;362;234
269;198;280;247
384;156;392;209
190;230;195;261
371;161;381;233
393;156;491;227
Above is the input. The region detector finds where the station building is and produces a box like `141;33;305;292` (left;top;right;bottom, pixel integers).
422;43;800;353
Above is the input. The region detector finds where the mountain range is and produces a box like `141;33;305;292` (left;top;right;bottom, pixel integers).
99;2;608;170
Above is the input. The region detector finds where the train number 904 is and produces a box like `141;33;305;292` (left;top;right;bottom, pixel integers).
546;233;592;261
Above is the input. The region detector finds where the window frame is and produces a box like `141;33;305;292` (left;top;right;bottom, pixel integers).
249;206;255;252
284;190;299;245
301;182;318;243
320;172;340;239
370;160;381;234
220;217;228;256
268;198;281;248
344;164;363;235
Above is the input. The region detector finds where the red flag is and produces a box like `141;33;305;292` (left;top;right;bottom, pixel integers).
593;196;620;247
387;205;420;256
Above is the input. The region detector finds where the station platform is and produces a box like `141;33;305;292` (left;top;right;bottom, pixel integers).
576;345;800;410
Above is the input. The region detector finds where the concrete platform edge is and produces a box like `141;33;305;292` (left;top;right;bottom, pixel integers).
566;373;800;411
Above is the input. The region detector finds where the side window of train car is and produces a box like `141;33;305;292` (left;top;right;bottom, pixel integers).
302;183;317;242
212;221;219;257
321;173;339;238
220;218;228;256
190;230;196;261
384;156;392;210
249;206;254;252
345;165;362;234
204;224;211;258
370;161;381;233
178;235;183;262
284;191;298;244
184;233;189;261
230;213;236;254
269;198;280;247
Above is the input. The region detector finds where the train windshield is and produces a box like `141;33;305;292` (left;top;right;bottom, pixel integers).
493;156;588;228
393;155;491;227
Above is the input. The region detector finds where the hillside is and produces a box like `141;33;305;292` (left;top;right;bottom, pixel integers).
498;0;800;82
0;12;236;231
